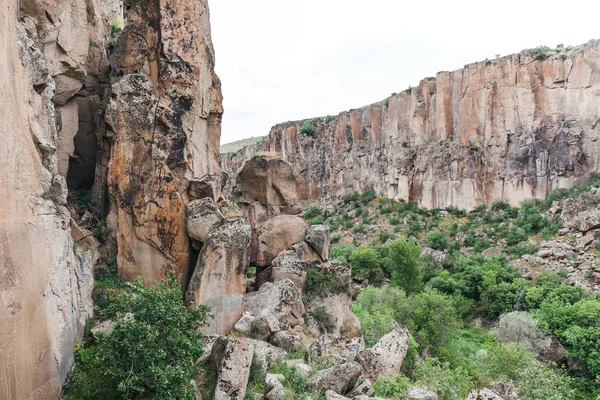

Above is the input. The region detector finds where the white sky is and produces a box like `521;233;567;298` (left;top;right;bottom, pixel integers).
210;0;600;144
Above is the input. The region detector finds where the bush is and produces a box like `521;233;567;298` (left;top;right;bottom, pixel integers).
492;311;543;350
535;45;551;60
304;265;349;304
426;230;449;251
352;286;406;346
342;192;359;203
330;243;355;263
361;188;376;204
352;223;364;233
303;206;321;219
411;358;472;400
92;220;111;242
349;246;380;274
300;120;317;137
388;238;422;294
373;374;411;398
310;215;325;225
65;275;210;400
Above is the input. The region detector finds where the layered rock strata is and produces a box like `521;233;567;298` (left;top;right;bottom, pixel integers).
223;41;600;210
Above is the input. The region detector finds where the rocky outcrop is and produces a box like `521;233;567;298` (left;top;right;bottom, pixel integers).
106;0;223;284
356;326;411;380
211;337;254;400
223;41;600;210
307;361;363;394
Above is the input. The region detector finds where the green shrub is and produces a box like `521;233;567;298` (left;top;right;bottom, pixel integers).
300;120;317;137
349;246;380;274
331;234;341;244
92;220;111;243
310;215;325;225
535;45;551;60
304;265;349;304
388;237;422;294
330;243;355;263
426;231;449;251
304;206;321;219
69;189;92;211
352;286;406;346
342;192;359;203
412;358;472;400
379;231;393;244
390;217;401;225
361;188;376;204
373;374;411;398
65;275;210;400
352;223;364;233
269;362;308;394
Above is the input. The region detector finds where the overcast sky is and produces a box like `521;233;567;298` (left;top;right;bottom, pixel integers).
210;0;600;145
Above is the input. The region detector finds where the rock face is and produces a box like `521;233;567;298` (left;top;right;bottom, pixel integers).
1;0;100;397
223;41;600;210
357;326;411;380
107;0;223;284
212;337;254;400
186;218;252;334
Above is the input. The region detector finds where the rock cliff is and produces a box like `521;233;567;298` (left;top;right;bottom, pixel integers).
222;41;600;210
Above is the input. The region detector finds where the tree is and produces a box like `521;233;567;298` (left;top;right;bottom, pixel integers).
349;246;380;274
65;275;211;399
388;237;422;294
426;230;449;251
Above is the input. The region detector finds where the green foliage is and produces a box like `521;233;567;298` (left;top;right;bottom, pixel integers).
330;243;355;263
352;286;405;347
92;220;111;243
373;374;411;398
108;18;121;47
535;45;551;60
323;115;337;124
388;237;422;294
361;188;377;204
331;234;340;244
65;275;210;400
304;265;349;304
515;200;560;235
69;189;92;211
342;192;359;203
412;358;472;400
426;230;449;251
310;215;325;225
349;246;380;274
303;206;321;219
379;231;393;244
269;362;308;394
352;223;364;233
300;120;317;137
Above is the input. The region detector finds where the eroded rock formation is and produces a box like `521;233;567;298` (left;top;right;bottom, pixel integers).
223;41;600;210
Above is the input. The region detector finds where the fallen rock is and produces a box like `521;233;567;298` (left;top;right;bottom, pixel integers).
482;247;501;257
307;361;363;394
489;381;519;400
467;388;503;400
404;388;438;400
309;293;362;338
356;326;410;380
576;234;594;250
271;250;307;291
256;215;307;266
269;330;304;352
189;173;224;202
561;193;595;228
244;279;305;334
347;379;375;398
198;334;222;364
212;337;254;400
305;225;331;261
532;336;567;364
577;209;600;232
420;247;448;264
185;218;252;334
234;313;256;336
90;320;115;338
236;156;298;207
240;339;287;374
325;390;350;400
293;241;324;264
186;198;224;244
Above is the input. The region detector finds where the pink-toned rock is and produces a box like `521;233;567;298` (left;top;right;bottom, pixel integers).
236;156;298;207
356;326;411;380
256;215;307;266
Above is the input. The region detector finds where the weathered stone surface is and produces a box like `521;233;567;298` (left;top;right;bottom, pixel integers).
347;380;375;398
91;320;116;338
223;41;600;210
284;359;313;376
189;173;224;202
271;250;307;290
187;198;224;244
489;381;519;400
236;156;298;207
293;240;324;264
245;279;305;334
325;390;350;400
235;313;256;336
107;0;224;284
309;293;362;338
186;218;252;334
256;215;308;266
467;388;504;400
269;330;304;352
305;224;331;261
307;361;363;394
405;388;439;400
212;337;254;400
532;336;567;364
576;209;600;232
357;326;410;380
561;193;595;227
420;247;448;263
240;338;287;374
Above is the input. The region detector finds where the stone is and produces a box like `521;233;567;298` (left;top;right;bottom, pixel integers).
185;218;252;334
356;326;410;380
561;193;595;228
482;247;502;257
420;247;448;263
234;313;256;336
576;234;594;250
189;173;224;202
212;337;254;400
347;380;375;398
404;388;439;400
532;336;567;364
244;279;305;334
236;156;299;207
467;388;503;400
269;330;304;352
265;374;285;390
305;225;331;261
240;339;287;374
325;390;350;400
256;215;308;266
489;381;519;400
271;250;308;291
197;334;222;364
187;198;224;244
307;361;363;394
293;240;324;264
577;210;600;232
91;320;116;338
309;293;362;338
284;359;313;376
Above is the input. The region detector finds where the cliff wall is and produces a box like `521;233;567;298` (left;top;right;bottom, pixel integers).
222;42;600;210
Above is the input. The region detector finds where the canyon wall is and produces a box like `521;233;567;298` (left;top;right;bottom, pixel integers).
223;42;600;210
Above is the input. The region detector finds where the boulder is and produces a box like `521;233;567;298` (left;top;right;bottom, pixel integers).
307;361;363;394
576;209;600;232
420;247;448;264
489;381;519;400
576;233;594;250
466;388;503;400
90;320;115;338
347;379;375;398
198;334;222;364
211;337;255;400
256;215;307;266
244;279;305;334
482;247;501;257
189;173;224;202
293;241;324;264
356;326;410;380
269;330;304;352
234;313;256;336
404;388;438;400
236;156;298;207
271;250;307;291
240;339;287;374
284;359;313;376
256;266;273;290
305;225;331;261
532;336;567;364
561;193;595;227
186;198;224;245
309;293;362;338
325;390;350;400
185;218;252;334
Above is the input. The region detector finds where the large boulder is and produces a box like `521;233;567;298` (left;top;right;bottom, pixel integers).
308;293;362;338
560;193;595;227
240;338;287;374
347;380;375;398
186;198;224;245
211;337;254;400
532;336;567;364
305;225;331;261
271;250;307;291
237;156;298;207
576;209;600;232
467;388;503;400
189;173;226;202
244;279;305;334
256;215;307;266
185;218;252;334
307;361;362;394
356;326;410;380
405;388;439;400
